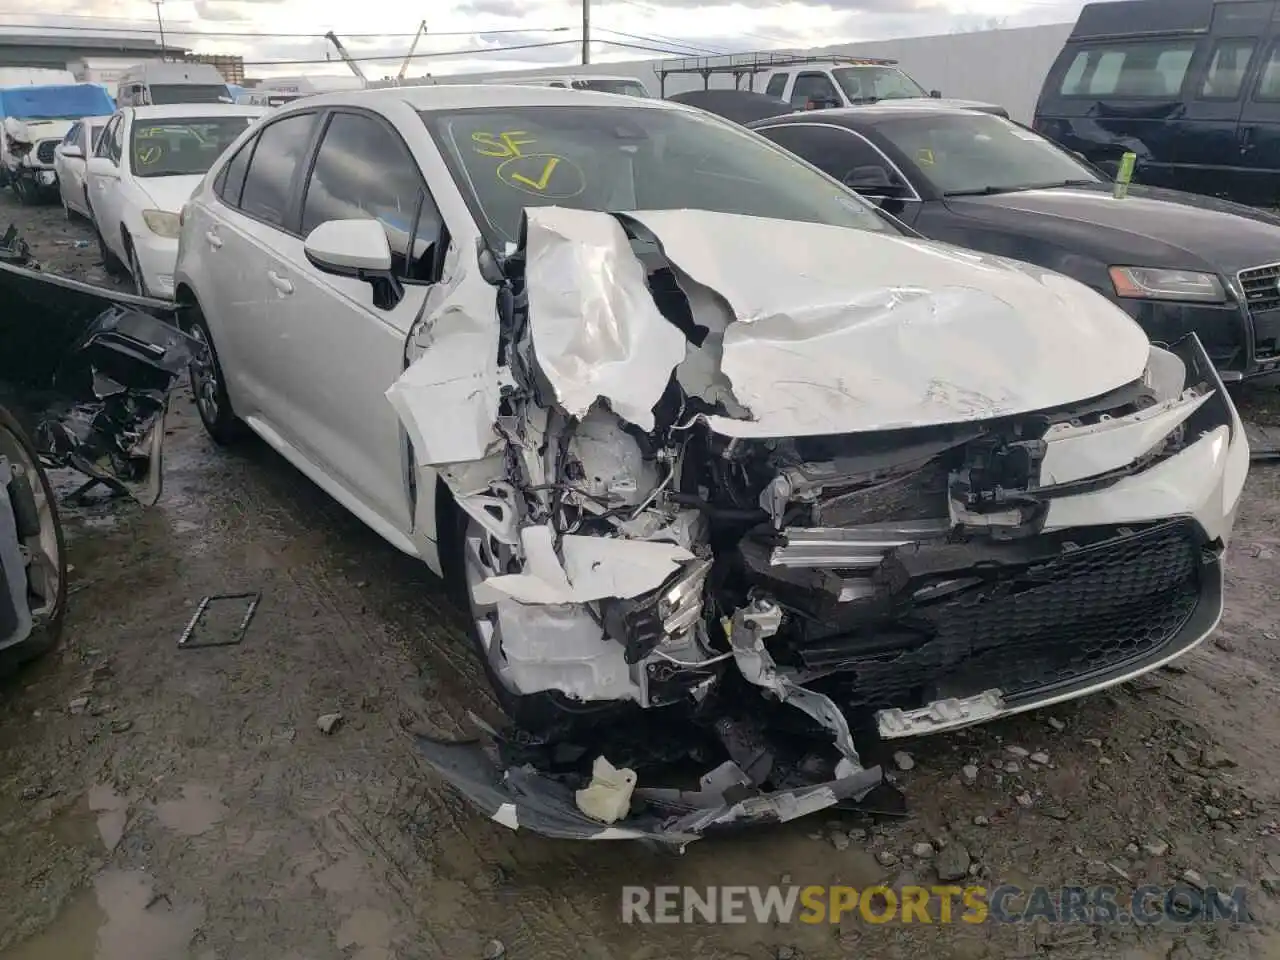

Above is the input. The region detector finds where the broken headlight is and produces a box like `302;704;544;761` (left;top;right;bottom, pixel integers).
602;557;712;665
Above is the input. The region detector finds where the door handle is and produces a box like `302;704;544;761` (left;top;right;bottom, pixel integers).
267;270;294;295
204;231;222;249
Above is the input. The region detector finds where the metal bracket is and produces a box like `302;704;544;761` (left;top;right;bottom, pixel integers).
177;592;261;649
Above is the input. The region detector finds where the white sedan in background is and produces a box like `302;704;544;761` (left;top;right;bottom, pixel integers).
173;86;1247;842
53;114;112;220
86;103;264;298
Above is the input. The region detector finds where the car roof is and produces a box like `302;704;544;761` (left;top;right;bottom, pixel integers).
272;84;685;115
751;102;991;127
126;104;267;120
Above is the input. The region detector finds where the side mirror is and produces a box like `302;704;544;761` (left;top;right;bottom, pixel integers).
304;218;404;310
60;144;83;159
86;156;115;176
843;164;897;191
929;89;942;98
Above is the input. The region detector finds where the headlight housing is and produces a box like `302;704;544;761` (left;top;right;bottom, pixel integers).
141;209;181;239
1109;266;1226;303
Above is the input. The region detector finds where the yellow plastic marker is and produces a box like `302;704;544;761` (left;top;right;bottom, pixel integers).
1114;151;1136;199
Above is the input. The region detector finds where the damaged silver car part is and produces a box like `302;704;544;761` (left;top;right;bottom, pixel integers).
388;199;1248;843
0;226;198;505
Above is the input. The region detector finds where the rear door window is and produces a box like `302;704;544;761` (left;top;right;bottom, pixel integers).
791;72;840;107
765;73;788;98
237;112;319;229
1199;38;1256;98
1255;41;1280;99
215;137;255;208
1059;41;1197;97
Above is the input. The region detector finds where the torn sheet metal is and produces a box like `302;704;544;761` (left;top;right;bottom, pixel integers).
615;209;1152;436
1038;388;1210;487
481;523;695;604
415;731;882;845
523;207;687;432
386;260;505;467
0;234;196;504
495;600;641;701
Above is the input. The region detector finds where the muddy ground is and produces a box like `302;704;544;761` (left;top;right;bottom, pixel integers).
2;190;1280;960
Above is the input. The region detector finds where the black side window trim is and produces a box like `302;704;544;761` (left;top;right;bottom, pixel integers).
1252;39;1280;102
220;110;324;237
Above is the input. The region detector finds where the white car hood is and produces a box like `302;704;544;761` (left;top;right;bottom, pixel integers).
524;208;1153;438
134;174;205;214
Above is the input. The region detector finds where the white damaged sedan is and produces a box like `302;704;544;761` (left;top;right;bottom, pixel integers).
174;85;1249;843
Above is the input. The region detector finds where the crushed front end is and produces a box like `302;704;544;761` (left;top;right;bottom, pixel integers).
391;208;1249;843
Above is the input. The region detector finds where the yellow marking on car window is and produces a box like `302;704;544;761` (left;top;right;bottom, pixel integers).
917;148;935;165
496;153;585;198
135;145;163;165
471;130;538;159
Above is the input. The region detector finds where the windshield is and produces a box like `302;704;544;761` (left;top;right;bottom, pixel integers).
423;104;894;244
148;84;233;105
572;78;650;98
873;112;1103;195
129;116;253;178
832;66;929;102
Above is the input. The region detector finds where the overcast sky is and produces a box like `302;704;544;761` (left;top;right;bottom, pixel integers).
2;0;1093;78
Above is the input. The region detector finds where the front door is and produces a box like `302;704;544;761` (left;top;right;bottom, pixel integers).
264;109;442;535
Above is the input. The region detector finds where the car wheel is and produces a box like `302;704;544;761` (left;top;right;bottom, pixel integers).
11;177;30;206
184;304;247;445
0;406;67;673
88;206;125;277
448;499;626;733
126;240;146;298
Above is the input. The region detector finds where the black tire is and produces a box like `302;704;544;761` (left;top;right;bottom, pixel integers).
0;406;67;673
11;177;31;206
126;238;146;298
88;204;125;277
184;303;247;445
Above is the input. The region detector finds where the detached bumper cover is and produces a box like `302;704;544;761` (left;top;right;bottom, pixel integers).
0;227;198;503
416;731;882;845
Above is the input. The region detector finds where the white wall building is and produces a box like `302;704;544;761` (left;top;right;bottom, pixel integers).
437;22;1074;124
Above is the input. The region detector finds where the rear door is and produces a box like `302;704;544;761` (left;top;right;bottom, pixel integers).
1036;35;1200;188
87;114;127;258
1237;29;1280;205
1175;31;1259;197
199;110;323;430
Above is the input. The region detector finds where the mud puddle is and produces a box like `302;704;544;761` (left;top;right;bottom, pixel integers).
0;870;204;960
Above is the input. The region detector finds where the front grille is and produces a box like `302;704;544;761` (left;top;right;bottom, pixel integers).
1239;261;1280;315
35;140;57;165
797;520;1203;716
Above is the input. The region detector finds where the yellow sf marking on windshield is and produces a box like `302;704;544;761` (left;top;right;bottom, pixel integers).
509;156;560;192
472;130;537;158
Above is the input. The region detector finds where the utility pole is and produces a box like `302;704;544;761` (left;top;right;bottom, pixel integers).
581;0;590;64
153;0;167;61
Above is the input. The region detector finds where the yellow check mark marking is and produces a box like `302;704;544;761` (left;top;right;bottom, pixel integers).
510;157;559;191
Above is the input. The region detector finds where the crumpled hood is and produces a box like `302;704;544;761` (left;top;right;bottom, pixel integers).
537;209;1151;437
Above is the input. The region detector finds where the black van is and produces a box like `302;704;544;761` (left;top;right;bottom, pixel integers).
1034;0;1280;207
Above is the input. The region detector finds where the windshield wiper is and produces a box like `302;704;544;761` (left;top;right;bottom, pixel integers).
943;179;1098;197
